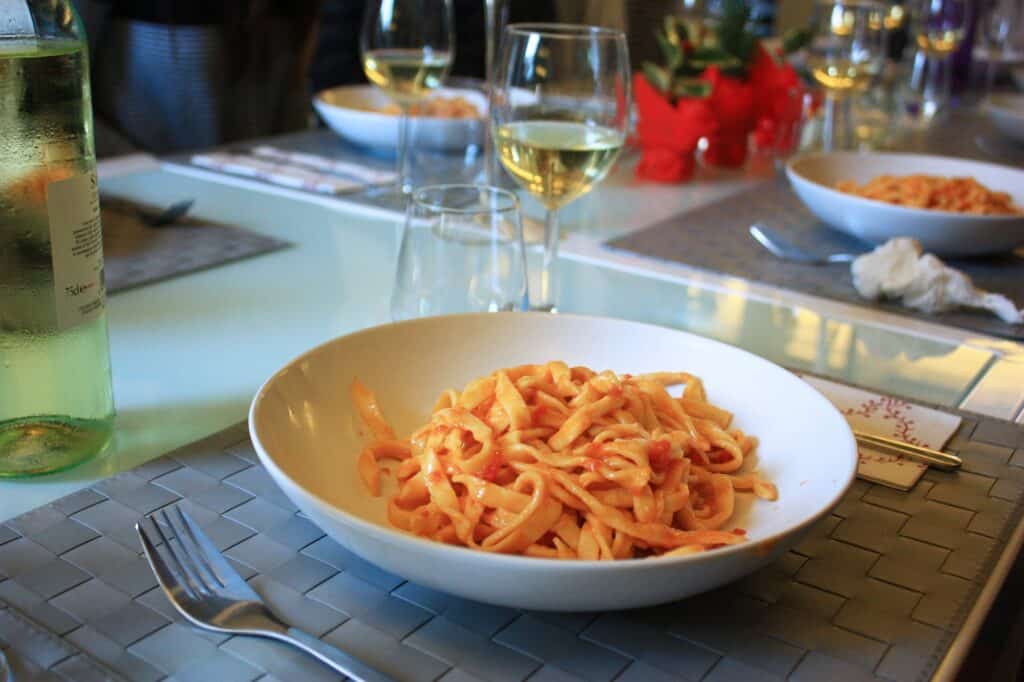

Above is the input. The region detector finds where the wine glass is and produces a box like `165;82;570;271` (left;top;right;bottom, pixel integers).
807;0;887;151
975;0;1022;96
491;24;630;312
902;0;969;125
361;0;454;197
391;184;529;320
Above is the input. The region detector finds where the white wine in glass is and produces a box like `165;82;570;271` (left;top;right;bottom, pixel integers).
807;0;886;151
902;0;968;125
914;27;963;56
362;48;451;103
495;121;623;209
491;24;630;312
360;0;453;196
806;56;880;92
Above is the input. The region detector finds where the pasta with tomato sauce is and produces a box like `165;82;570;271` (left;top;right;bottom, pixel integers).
353;363;777;560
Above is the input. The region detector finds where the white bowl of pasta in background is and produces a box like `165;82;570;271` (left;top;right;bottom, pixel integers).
249;313;857;611
313;84;486;152
786;152;1024;256
985;94;1024;145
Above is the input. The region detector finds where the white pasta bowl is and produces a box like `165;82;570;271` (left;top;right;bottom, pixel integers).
249;313;857;611
786;152;1024;256
312;84;486;152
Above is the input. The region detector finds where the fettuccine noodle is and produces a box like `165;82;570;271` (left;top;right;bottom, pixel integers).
353;363;777;560
835;175;1022;215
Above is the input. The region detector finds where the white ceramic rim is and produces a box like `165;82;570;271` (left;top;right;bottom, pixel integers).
504;23;626;41
249;312;858;574
786;151;1024;221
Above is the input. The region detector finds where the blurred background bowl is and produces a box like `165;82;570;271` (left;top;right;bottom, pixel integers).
313;84;487;153
787;152;1024;256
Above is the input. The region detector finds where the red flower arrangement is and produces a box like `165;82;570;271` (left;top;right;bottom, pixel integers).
635;4;809;183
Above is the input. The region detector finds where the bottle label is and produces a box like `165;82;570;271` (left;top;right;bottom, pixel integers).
46;171;105;331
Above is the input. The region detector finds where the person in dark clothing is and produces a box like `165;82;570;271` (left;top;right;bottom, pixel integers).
74;0;321;156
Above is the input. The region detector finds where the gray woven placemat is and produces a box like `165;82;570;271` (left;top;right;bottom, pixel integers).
101;198;291;294
1;398;1023;682
606;178;1024;340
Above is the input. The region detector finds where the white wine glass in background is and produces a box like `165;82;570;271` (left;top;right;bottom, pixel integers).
491;24;630;312
391;184;528;320
975;0;1022;96
361;0;454;196
807;0;887;151
852;0;911;148
902;0;968;125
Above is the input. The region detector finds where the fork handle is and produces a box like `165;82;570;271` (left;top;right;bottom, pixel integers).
272;626;397;682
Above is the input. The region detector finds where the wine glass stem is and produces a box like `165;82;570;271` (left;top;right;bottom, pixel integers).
822;93;854;152
483;0;507;185
397;105;412;194
536;207;560;312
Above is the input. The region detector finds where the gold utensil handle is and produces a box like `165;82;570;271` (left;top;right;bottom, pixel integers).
855;431;962;471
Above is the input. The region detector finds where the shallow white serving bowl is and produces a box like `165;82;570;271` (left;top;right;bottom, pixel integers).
786;152;1024;256
985;94;1024;145
249;313;857;611
313;85;486;152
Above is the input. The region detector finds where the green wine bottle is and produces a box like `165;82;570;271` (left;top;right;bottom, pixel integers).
0;2;115;476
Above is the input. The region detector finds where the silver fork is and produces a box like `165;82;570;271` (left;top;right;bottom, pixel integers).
137;507;394;682
749;223;862;265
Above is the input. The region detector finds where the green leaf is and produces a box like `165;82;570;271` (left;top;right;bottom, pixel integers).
781;27;811;54
687;46;743;71
716;0;756;65
681;17;703;47
663;15;682;47
690;46;730;61
656;29;685;70
671;79;713;99
642;62;672;93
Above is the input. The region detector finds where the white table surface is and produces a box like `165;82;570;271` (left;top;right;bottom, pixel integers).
1;148;1021;525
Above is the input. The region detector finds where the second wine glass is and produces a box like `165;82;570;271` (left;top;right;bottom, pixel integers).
902;0;969;125
807;0;887;151
361;0;454;196
491;24;630;312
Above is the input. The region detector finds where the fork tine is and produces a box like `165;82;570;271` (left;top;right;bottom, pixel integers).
159;508;216;596
146;514;197;599
175;507;249;589
170;506;225;589
152;510;210;597
137;520;197;602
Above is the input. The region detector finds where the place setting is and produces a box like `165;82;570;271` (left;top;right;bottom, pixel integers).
3;0;1024;681
604;0;1024;341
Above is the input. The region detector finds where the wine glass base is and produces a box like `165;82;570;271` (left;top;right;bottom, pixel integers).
529;304;558;313
361;184;411;210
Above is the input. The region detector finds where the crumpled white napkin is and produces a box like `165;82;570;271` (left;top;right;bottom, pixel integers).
851;238;1023;324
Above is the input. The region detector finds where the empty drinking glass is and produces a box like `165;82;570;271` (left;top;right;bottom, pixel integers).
391;184;529;320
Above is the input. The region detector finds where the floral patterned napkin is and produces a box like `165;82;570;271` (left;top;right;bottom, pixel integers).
803;376;963;490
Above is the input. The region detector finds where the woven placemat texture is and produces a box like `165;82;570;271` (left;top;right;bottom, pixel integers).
101;199;291;294
0;412;1022;682
606;178;1024;340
